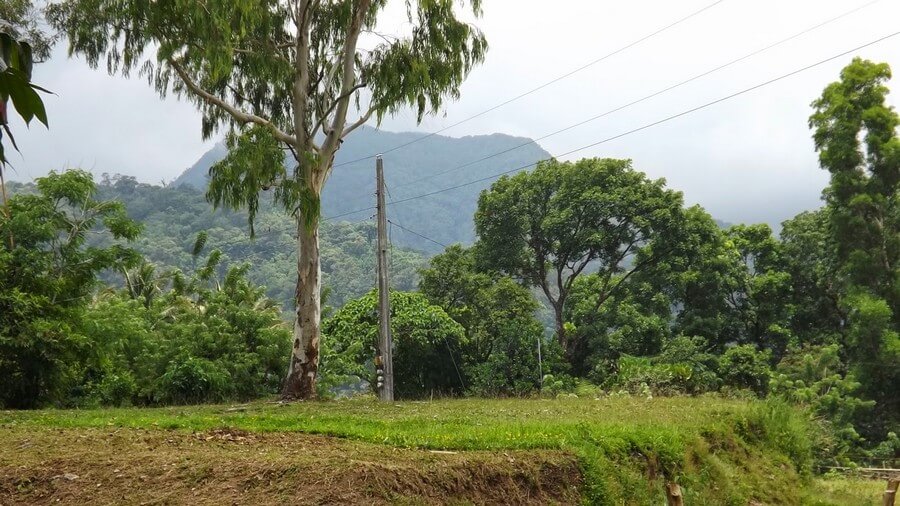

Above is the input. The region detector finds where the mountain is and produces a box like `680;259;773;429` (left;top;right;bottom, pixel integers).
172;143;228;189
172;126;552;252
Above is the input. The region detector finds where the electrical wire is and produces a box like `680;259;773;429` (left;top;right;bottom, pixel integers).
378;30;900;210
381;0;883;194
387;219;448;249
329;0;731;170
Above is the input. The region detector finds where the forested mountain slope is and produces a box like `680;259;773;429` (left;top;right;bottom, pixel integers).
173;126;552;252
8;178;425;309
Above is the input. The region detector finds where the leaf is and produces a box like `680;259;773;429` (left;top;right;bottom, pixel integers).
192;231;208;258
8;76;48;127
2;123;19;153
1;69;47;126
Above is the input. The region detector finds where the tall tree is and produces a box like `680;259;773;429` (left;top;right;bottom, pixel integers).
809;58;899;429
49;0;487;398
474;158;684;363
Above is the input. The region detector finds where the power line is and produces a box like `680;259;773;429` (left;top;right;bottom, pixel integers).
330;0;730;170
387;219;448;249
324;205;376;221
384;0;882;194
378;30;900;210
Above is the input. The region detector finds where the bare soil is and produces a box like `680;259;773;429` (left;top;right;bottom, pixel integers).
0;426;582;505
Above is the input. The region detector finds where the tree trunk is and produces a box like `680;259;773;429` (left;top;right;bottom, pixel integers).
281;218;322;400
553;302;566;349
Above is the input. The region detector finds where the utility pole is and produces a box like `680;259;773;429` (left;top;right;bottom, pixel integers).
375;155;394;401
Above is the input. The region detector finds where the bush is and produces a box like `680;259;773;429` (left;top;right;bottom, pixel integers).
157;356;230;405
654;335;721;394
743;399;815;476
610;356;693;396
96;372;137;407
322;290;466;399
77;263;291;406
719;345;772;396
769;344;874;461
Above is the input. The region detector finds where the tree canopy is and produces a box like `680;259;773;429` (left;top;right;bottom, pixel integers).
474;157;685;363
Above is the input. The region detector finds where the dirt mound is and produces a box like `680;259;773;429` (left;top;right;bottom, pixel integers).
0;427;582;505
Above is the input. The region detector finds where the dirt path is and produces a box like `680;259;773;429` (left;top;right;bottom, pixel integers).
0;426;582;505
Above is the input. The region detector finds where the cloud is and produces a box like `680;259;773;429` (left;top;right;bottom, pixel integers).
6;0;899;227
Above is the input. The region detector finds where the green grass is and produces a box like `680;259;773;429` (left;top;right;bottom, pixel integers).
1;396;825;504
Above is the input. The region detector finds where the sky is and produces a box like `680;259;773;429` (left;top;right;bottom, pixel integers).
6;0;900;227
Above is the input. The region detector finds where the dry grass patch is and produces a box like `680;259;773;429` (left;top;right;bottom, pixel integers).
0;426;581;505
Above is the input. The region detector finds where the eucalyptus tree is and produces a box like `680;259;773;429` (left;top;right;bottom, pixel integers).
49;0;487;398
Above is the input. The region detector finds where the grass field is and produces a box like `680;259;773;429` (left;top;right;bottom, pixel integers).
0;396;889;504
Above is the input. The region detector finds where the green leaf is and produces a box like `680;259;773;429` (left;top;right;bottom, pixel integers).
2;68;48;127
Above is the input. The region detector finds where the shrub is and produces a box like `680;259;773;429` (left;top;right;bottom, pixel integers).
96;372;137;407
157;356;230;405
322;290;466;399
719;344;772;396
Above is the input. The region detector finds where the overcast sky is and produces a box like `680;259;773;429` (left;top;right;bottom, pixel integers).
7;0;900;226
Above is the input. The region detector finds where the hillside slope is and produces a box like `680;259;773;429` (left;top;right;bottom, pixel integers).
172;126;552;252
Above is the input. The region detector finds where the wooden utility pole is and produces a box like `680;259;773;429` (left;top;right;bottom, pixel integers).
375;155;394;401
885;478;899;506
665;483;684;506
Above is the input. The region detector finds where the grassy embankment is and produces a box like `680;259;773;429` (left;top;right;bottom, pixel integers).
0;396;885;504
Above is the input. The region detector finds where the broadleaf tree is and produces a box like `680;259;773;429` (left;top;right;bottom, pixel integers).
49;0;487;399
474;158;685;366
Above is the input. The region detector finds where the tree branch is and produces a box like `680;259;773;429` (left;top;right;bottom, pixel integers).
341;106;375;138
318;0;372;185
168;59;295;145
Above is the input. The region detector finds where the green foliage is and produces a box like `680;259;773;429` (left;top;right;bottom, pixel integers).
648;206;743;349
770;344;873;460
0;170;140;408
0;171;290;408
654;336;721;394
567;273;670;377
719;345;772;396
0;26;50;168
419;245;550;396
610;356;692;397
809;57;900;434
779;209;844;345
604;336;721;397
474;157;685;370
321;290;465;399
80;259;291;406
724;224;794;359
842;291;899;427
67;176;425;309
